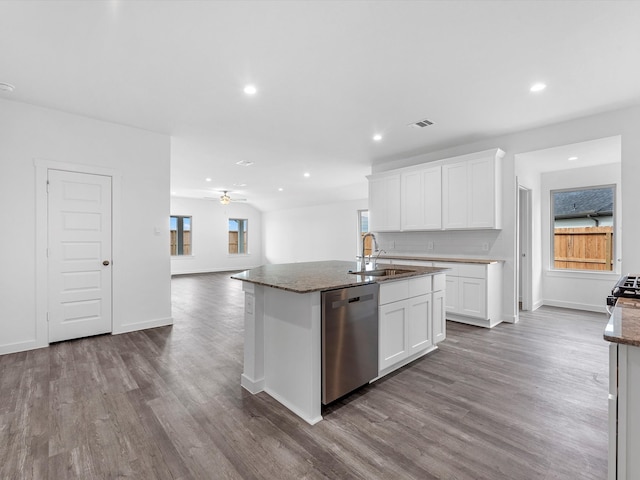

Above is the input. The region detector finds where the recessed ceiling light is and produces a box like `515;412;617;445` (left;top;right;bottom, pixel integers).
171;191;176;195
205;177;212;182
373;134;382;142
278;187;284;192
530;82;547;93
303;172;310;178
568;156;578;161
244;84;257;95
235;160;254;167
0;82;15;93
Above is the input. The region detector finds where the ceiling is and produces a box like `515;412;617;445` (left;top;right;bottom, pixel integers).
1;1;640;211
516;135;621;175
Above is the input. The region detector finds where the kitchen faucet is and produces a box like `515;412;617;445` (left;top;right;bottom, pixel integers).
361;232;379;268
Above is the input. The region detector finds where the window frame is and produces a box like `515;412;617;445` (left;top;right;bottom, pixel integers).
228;218;249;255
170;215;192;256
550;184;615;273
357;209;370;257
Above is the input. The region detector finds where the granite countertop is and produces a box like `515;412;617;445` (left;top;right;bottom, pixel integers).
231;260;448;294
377;254;501;265
604;297;640;347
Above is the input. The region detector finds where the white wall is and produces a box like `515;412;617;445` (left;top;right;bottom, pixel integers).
374;105;640;322
540;163;621;312
170;197;263;274
263;199;368;264
0;98;172;355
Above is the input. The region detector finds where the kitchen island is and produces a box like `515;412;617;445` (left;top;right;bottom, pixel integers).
604;298;640;480
232;260;447;424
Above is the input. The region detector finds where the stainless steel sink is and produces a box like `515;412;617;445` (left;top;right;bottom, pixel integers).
348;268;414;277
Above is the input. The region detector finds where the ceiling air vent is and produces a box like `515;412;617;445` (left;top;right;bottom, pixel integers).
409;118;434;129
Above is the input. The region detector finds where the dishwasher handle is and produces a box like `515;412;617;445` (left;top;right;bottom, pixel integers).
331;293;375;309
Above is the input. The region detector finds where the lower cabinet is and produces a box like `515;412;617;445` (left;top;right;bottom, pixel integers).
609;343;640;480
379;273;446;374
433;261;502;328
433;289;446;344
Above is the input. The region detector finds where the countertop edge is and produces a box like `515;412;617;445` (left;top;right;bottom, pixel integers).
603;298;640;346
603;331;640;347
376;255;502;265
231;262;449;294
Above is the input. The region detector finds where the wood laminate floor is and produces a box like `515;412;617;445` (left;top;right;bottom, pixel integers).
0;272;609;479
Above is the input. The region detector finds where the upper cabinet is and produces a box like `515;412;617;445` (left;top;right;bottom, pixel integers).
442;151;503;229
401;165;442;231
368;173;401;232
369;148;504;232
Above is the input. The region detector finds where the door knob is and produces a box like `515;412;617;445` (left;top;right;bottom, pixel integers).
103;260;110;266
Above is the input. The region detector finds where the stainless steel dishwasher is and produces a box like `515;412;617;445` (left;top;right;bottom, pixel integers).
322;283;379;405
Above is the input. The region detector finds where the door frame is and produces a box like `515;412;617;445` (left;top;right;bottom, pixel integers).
516;181;533;313
35;159;121;348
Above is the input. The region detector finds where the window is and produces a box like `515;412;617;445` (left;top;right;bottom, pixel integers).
551;185;614;271
358;210;371;256
229;218;248;254
170;216;192;255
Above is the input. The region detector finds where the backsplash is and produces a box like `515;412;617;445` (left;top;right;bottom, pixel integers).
376;230;504;258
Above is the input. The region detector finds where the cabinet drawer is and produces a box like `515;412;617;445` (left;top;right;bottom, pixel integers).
409;275;431;298
458;263;486;278
379;280;409;305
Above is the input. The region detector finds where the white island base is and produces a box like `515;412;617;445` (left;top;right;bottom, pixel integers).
234;260;448;425
240;282;323;425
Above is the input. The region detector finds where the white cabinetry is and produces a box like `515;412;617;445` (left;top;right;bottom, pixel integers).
368;148;504;232
432;275;446;344
433;261;502;328
609;343;640;480
368;173;401;232
442;152;503;230
401;165;442;230
378;273;446;375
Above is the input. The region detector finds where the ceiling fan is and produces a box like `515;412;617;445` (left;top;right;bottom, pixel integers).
204;190;247;205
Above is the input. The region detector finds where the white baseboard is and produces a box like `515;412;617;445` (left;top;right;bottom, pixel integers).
447;313;503;328
542;300;606;313
264;386;323;426
0;339;47;356
171;266;260;276
532;299;544;311
113;316;174;335
241;373;265;394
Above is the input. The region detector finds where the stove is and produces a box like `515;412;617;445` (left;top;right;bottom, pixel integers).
607;275;640;308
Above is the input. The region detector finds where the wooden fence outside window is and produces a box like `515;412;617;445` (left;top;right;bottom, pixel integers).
553;226;613;271
170;230;191;255
229;231;248;254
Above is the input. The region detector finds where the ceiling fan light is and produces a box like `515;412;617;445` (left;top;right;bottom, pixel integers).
220;191;231;205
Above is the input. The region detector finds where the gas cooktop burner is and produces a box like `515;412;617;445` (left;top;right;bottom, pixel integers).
612;275;640;298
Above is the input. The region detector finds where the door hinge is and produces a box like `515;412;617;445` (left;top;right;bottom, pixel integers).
46;180;49;193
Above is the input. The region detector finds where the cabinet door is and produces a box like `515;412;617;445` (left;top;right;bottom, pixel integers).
422;166;442;229
379;300;408;370
459;277;487;318
408;294;432;355
433;290;446;344
401;166;442;231
442;162;468;229
369;174;401;232
401;170;423;230
445;276;459;313
468;156;496;228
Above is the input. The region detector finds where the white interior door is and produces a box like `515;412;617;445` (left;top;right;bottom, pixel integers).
48;169;112;343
